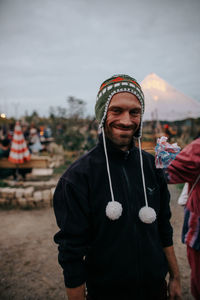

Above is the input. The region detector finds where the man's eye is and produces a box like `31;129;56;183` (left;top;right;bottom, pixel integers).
130;110;140;115
112;108;121;114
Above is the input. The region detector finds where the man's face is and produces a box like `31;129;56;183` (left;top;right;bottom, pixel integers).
104;92;141;151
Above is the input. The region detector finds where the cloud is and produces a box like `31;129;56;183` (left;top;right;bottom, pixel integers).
0;0;199;117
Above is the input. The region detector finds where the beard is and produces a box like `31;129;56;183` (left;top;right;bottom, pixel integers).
105;123;138;150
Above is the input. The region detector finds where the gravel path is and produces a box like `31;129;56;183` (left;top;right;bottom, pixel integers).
168;185;193;300
0;185;193;299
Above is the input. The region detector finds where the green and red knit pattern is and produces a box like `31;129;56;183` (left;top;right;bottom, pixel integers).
99;75;141;91
95;74;145;137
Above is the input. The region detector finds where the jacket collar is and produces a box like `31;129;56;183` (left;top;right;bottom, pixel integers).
98;133;137;160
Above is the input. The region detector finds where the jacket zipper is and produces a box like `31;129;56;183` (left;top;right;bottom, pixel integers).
122;164;142;298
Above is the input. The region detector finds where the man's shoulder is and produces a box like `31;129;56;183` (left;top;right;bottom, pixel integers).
61;144;102;179
71;146;100;168
140;148;165;176
140;148;155;164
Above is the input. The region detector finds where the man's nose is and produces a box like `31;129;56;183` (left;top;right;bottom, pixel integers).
120;112;132;126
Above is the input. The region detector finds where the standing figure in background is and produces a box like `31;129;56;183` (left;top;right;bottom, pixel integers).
163;124;173;142
166;137;200;300
29;128;43;153
0;138;13;179
0;138;10;158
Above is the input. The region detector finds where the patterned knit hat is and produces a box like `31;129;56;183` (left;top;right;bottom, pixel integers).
95;74;145;138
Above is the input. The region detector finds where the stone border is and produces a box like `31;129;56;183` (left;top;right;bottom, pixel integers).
0;186;55;208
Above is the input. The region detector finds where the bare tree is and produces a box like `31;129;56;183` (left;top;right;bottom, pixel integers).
66;96;86;119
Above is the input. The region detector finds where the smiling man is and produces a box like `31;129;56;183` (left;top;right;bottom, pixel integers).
104;92;141;151
53;75;181;300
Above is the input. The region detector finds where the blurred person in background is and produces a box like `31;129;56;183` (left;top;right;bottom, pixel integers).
0;138;10;158
7;123;15;141
0;138;14;179
163;124;173;142
44;125;52;138
29;127;43;154
166;137;200;300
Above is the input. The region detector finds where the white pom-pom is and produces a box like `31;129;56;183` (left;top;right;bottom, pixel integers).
106;201;122;220
139;206;156;224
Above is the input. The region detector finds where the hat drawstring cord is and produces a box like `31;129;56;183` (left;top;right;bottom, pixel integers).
102;127;123;220
138;137;148;207
102;127;115;202
138;137;157;223
102;127;156;223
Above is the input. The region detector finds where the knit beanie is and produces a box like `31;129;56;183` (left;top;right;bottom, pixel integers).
95;74;145;138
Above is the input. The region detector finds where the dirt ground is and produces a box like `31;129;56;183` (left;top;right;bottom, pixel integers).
0;185;193;300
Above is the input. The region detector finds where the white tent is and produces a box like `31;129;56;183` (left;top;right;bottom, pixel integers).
141;73;200;121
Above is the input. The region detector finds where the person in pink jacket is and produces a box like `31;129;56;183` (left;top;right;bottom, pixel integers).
166;137;200;300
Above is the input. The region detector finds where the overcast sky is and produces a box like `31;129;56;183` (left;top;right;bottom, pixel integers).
0;0;200;118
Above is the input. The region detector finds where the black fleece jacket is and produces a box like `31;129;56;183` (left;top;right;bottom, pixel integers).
53;135;173;295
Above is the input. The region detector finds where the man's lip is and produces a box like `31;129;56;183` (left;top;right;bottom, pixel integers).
112;126;133;131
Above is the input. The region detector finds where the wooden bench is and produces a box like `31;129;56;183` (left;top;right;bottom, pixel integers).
0;156;51;169
143;148;155;155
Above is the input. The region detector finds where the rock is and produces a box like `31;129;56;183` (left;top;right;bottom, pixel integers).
15;189;24;198
0;198;7;205
26;197;36;208
23;181;45;187
32;169;53;176
0;188;10;198
44;180;57;187
6;188;16;199
0;180;56;209
42;190;51;206
18;198;27;208
33;191;42;202
24;187;34;198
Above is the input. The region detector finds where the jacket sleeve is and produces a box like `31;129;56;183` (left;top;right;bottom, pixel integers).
156;168;173;248
53;176;91;288
167;139;200;184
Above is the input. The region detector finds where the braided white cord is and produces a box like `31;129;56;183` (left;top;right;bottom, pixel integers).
102;127;115;202
138;137;148;207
